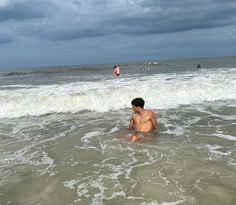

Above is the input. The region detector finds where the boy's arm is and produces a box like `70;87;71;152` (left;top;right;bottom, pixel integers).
129;114;134;129
150;112;158;129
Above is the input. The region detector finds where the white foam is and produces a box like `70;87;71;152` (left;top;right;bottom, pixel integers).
81;131;102;143
141;200;185;205
196;143;232;160
213;133;236;142
0;68;236;118
206;144;231;157
108;127;119;133
63;179;79;189
165;126;185;136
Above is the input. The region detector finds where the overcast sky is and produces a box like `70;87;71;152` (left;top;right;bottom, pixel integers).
1;0;236;68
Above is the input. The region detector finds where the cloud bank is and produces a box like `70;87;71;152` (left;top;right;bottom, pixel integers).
1;0;236;43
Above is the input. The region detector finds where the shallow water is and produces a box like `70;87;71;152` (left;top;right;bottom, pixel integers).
0;57;236;204
1;103;236;205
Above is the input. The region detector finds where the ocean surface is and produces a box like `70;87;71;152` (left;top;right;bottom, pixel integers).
0;56;236;205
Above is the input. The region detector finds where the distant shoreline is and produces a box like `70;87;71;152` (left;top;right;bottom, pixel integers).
0;55;236;71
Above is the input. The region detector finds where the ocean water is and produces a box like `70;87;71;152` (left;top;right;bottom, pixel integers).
0;56;236;205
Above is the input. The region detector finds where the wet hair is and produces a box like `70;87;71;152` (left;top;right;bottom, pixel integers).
131;98;145;108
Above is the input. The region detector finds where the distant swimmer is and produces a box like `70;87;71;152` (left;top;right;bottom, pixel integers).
197;64;201;69
141;67;151;72
129;98;158;142
113;65;120;78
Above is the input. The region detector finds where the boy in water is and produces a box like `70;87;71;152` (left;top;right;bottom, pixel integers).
129;98;158;142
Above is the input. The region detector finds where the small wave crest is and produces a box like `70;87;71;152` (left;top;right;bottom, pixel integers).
0;65;112;78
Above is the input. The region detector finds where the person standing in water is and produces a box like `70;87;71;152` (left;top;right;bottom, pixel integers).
113;65;120;78
129;98;158;142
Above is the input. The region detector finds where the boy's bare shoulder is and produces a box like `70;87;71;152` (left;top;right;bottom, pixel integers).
146;110;156;117
132;112;137;118
132;111;139;115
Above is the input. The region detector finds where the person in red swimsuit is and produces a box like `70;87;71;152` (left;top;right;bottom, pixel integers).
113;65;120;78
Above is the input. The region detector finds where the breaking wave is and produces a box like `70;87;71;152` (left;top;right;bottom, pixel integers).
0;68;236;118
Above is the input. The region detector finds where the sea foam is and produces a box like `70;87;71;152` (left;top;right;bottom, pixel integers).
0;68;236;118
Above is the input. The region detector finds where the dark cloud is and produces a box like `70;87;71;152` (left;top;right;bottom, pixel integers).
109;0;236;35
0;0;50;22
0;0;236;43
39;0;236;41
0;35;13;44
0;26;15;43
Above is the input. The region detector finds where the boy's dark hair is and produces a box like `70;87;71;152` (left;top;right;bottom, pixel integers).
131;98;145;108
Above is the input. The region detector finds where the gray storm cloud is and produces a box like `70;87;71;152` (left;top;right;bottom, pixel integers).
0;0;236;43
